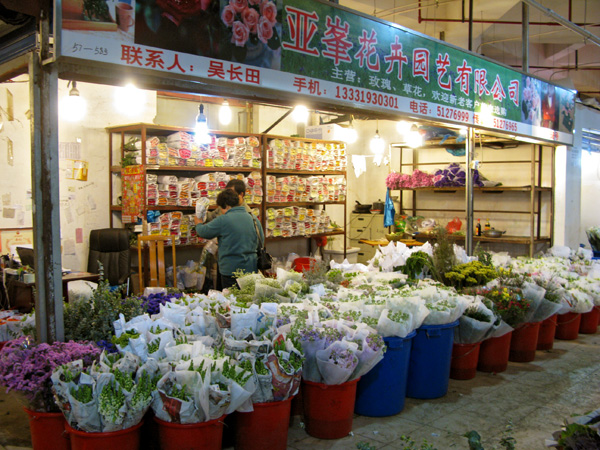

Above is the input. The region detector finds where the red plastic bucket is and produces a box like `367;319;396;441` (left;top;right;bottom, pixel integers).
24;408;69;450
450;342;481;380
154;415;225;450
235;397;293;450
537;315;558;350
555;312;582;340
66;421;142;450
301;378;359;439
293;257;316;272
477;331;512;373
579;306;600;334
509;322;541;362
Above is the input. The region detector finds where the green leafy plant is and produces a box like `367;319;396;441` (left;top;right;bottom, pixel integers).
463;305;492;323
400;251;432;280
428;227;456;283
558;422;600;449
465;420;517;450
64;265;143;343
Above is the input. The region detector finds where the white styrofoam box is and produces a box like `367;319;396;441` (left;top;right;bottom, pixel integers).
322;247;360;264
305;124;345;140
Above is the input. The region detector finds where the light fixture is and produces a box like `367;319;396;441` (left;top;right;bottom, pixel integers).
396;120;412;135
219;100;232;125
194;104;211;145
406;124;423;149
60;81;87;122
292;105;309;123
370;122;385;154
114;83;145;116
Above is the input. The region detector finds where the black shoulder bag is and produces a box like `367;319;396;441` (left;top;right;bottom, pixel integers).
251;215;272;271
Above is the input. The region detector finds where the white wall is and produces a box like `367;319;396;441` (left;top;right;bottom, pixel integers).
577;104;600;249
0;76;32;231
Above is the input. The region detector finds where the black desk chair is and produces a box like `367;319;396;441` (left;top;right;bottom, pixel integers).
87;228;132;294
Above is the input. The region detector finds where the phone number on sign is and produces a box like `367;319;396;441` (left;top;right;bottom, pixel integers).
436;106;470;123
335;86;399;109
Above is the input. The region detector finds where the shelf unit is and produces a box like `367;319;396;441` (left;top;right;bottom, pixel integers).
260;134;347;254
107;124;347;253
395;142;555;257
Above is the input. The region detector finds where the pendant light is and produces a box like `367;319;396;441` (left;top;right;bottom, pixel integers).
406;124;423;149
60;81;87;122
219;100;232;125
370;120;385;154
194;104;211;145
292;105;309;123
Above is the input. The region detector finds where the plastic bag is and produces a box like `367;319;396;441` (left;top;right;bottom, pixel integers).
445;216;462;234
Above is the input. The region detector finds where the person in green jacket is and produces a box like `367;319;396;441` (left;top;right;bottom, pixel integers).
194;189;263;289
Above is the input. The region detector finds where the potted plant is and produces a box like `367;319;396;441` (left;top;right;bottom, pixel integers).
0;337;101;450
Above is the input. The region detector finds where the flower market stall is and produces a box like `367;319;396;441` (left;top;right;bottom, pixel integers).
2;237;599;448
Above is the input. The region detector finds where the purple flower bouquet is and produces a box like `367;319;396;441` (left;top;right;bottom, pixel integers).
0;337;101;412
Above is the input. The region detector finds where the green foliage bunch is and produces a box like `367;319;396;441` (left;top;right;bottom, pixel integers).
558;422;600;449
428;227;456;283
64;268;143;343
400;251;432;280
443;261;498;289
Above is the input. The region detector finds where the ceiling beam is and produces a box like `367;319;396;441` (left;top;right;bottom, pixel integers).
521;0;600;48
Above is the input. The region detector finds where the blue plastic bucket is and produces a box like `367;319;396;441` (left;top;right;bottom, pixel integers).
406;320;459;399
355;331;415;417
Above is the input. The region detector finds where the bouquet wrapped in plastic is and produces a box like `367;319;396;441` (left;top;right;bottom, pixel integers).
51;352;157;432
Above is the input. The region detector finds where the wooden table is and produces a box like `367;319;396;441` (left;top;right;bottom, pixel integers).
5;272;100;311
359;239;424;247
61;272;101;298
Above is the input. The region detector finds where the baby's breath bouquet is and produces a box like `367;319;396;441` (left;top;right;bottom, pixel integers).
51;351;158;432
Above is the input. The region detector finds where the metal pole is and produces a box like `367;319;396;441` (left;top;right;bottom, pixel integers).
522;2;529;72
465;127;474;255
30;10;63;343
468;0;474;51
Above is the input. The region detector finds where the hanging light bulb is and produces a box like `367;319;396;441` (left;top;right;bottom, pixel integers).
60;81;87;122
396;120;412;135
406;124;423;149
219;100;232;125
292;105;309;123
370;130;385;154
114;83;145;116
194;104;211;145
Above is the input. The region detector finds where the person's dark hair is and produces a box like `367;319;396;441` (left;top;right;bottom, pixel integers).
217;189;240;208
225;179;246;196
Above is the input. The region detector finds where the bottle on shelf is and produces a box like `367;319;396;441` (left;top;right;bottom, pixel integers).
484;219;491;231
475;219;482;236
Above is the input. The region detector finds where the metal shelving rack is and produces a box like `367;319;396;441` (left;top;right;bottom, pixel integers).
107;125;347;255
395;140;555;257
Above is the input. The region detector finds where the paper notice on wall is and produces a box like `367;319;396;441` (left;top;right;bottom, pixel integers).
87;194;97;211
2;193;10;206
62;201;74;224
76;228;83;244
76;204;86;216
62;238;76;256
2;207;15;219
59;142;81;160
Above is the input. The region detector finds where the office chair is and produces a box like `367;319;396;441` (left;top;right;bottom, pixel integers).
87;228;132;293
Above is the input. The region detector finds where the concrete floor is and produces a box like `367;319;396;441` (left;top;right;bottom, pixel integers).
1;332;599;450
